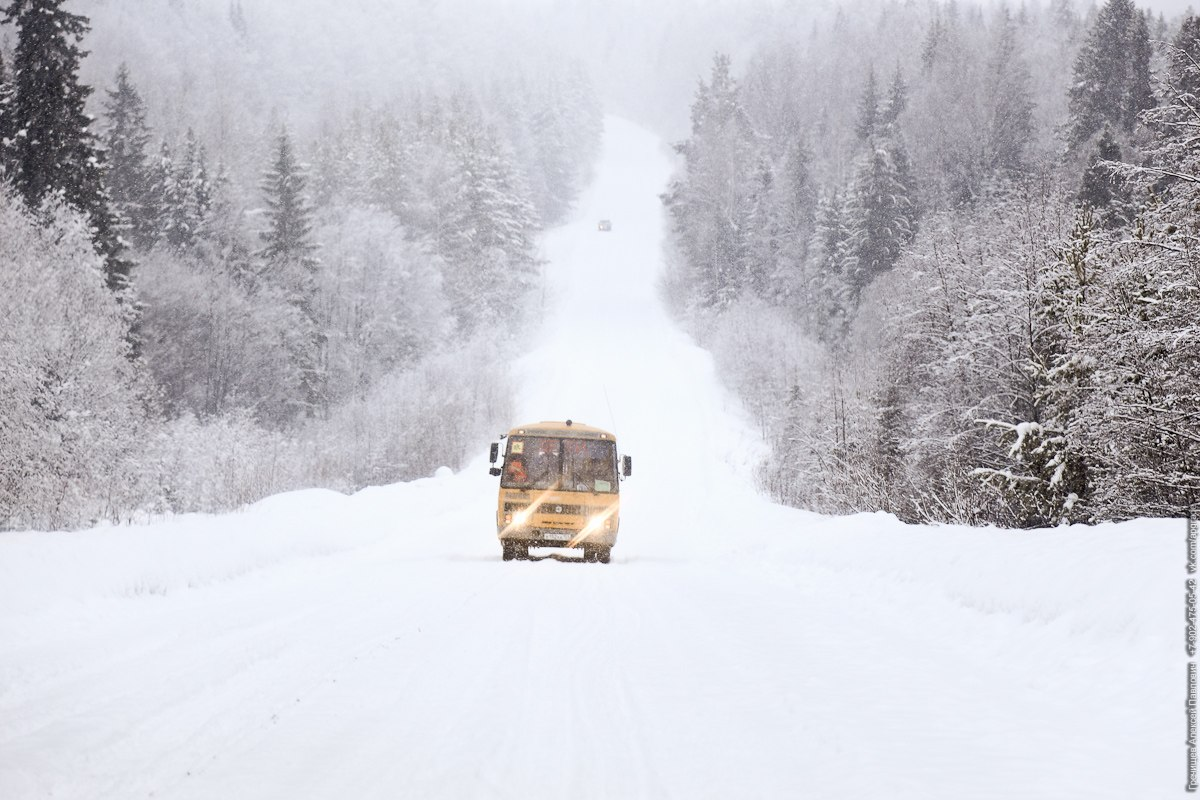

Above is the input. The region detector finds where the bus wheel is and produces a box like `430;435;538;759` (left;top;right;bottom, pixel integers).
582;547;598;563
502;543;515;561
598;548;611;564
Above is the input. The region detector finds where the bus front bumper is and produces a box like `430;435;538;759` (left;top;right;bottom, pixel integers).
499;527;617;549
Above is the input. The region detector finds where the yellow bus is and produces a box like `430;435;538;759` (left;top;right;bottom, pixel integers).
488;420;632;563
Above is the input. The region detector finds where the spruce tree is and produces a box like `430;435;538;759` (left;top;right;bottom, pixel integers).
1126;9;1154;129
853;63;918;296
530;82;577;223
2;0;130;292
967;201;1091;526
146;140;175;249
663;52;756;312
1074;32;1200;515
102;64;155;251
854;66;878;141
847;139;917;303
1170;16;1200;100
985;9;1035;175
162;129;211;251
438;118;540;331
202;161;252;277
920;19;942;74
1066;0;1154;150
1153;17;1200;148
259;127;323;419
1078;127;1131;223
259;129;316;267
810;190;856;341
310;122;347;208
741;154;779;300
775;136;817;294
185;135;212;239
846;62;919;307
1024;207;1092;522
879;66;907;127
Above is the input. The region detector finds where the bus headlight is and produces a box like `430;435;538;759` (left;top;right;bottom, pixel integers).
513;508;533;527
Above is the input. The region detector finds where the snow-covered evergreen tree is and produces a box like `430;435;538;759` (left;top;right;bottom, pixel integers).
664;53;758;312
879;66;907;128
843;60;919;305
1071;37;1200;517
808;189;857;341
846;137;918;304
985;9;1035;176
1171;16;1200;100
437;117;540;334
200;161;254;287
259;130;315;266
1066;0;1153;151
102;64;155;251
772;136;818;308
2;0;131;292
855;66;879;141
259;127;324;420
161;129;212;251
741;154;781;301
946;199;1093;527
1078;127;1132;225
528;81;577;223
145;140;177;250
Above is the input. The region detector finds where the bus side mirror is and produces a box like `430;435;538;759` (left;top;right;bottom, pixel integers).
622;455;632;477
489;467;502;477
489;443;499;464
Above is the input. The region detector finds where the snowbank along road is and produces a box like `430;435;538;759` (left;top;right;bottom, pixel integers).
0;117;1179;799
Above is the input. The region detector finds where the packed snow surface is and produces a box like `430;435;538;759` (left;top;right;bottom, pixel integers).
0;118;1179;799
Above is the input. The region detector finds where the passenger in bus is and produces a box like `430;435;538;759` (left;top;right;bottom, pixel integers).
505;456;528;484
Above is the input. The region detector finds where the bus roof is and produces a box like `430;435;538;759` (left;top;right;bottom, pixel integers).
506;420;616;441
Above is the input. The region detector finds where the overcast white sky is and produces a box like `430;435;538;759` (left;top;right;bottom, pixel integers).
1143;0;1196;15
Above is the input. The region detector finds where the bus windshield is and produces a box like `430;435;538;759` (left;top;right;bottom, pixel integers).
501;436;617;493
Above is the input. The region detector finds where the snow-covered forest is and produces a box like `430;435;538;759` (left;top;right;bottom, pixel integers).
0;0;1197;532
0;0;603;529
662;0;1200;526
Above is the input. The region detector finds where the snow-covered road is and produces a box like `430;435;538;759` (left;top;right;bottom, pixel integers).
0;118;1180;799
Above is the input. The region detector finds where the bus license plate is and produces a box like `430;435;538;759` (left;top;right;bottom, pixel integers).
542;532;572;541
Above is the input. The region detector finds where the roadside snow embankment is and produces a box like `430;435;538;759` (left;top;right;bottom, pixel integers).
748;504;1177;646
0;490;347;617
0;471;482;619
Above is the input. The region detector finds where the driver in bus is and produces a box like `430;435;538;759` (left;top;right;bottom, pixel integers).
505;456;528;484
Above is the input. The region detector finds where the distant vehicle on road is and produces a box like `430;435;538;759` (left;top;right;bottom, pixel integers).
597;219;612;232
488;419;632;563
